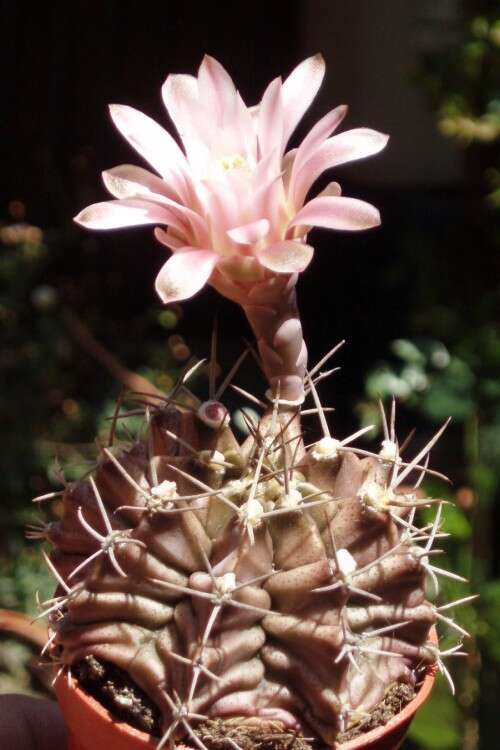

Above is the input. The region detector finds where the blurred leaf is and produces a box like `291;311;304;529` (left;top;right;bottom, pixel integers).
408;680;461;750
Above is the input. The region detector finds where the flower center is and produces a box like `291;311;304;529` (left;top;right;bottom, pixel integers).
219;153;247;171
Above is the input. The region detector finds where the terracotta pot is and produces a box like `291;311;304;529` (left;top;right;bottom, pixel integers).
56;628;437;750
0;608;47;649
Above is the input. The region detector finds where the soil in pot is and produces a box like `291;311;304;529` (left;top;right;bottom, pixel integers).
75;655;162;736
73;655;419;748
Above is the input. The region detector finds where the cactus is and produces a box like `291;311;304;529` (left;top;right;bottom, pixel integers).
33;54;473;748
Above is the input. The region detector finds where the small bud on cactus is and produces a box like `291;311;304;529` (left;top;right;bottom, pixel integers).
33;53;473;749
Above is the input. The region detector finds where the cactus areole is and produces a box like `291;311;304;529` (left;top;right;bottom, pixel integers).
37;55;472;749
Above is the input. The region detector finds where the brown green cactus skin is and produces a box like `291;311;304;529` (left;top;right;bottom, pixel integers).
44;390;438;746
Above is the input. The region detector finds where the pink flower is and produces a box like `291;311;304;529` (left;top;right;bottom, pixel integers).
75;54;388;305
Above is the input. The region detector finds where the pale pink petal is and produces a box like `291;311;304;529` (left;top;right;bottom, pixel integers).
289;196;381;232
281;53;325;144
252;172;286;242
288;105;347;204
198;55;238;128
293;128;389;207
102;164;183;203
108;105;190;186
227;219;270;245
154;226;185;251
257;241;314;273
234;92;257;162
162;74;213;168
315;181;342;198
102;168;207;243
162;73;200;139
318;128;389;168
74;199;182;231
205;178;241;254
257;77;284;162
154;249;218;303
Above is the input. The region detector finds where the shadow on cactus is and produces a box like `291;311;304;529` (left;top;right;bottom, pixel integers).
33;54;473;749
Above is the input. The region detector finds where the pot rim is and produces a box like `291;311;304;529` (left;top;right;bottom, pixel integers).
56;627;438;750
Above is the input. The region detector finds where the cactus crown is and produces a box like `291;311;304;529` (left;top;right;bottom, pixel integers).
32;53;473;749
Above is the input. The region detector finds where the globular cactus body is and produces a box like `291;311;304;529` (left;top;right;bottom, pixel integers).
42;377;442;746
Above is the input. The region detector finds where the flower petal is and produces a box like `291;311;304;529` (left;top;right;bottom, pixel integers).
318;128;389;168
108;104;192;201
162;74;200;139
257;241;314;273
162;73;212;169
227;219;270;245
289;196;381;232
294;128;389;207
102;164;182;203
154;226;185;251
198;55;238;128
74;199;181;231
281;54;325;144
315;181;342;199
288;105;347;205
257;77;284;162
154;249;218;304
